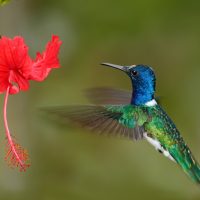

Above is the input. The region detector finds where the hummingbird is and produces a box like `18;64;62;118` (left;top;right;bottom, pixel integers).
49;63;200;184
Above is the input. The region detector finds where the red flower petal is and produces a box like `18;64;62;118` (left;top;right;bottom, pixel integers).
10;70;29;91
0;74;10;93
0;36;32;93
30;35;62;81
0;36;32;72
9;85;19;94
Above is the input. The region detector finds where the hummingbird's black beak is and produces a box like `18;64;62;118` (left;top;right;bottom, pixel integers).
101;63;129;73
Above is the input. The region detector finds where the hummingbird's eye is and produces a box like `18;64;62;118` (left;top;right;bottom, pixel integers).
131;70;138;76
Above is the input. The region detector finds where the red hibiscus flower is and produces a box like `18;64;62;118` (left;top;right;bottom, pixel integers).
0;35;62;171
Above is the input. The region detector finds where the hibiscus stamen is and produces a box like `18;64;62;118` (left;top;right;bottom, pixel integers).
3;86;30;171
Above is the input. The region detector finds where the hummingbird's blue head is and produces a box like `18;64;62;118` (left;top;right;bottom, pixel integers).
102;63;156;105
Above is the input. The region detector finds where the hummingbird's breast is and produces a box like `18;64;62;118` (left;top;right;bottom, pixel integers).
143;105;181;162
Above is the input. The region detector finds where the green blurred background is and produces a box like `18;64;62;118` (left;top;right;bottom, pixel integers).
0;0;200;199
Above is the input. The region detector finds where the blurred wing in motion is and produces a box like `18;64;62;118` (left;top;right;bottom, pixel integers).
45;105;147;140
85;87;132;105
85;87;162;105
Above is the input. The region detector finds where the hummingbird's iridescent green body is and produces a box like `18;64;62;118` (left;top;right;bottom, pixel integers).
49;63;200;184
105;103;200;183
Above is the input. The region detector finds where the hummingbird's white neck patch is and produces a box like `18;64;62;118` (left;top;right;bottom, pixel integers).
145;99;157;107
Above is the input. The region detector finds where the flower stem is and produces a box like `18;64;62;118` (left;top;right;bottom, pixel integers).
3;86;26;170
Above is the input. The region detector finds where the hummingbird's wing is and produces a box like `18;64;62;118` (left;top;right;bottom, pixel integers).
85;87;162;105
45;104;149;140
85;87;131;105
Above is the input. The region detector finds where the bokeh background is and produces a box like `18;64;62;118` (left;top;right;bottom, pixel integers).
0;0;200;199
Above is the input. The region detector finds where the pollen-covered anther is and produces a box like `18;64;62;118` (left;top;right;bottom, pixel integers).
5;140;30;171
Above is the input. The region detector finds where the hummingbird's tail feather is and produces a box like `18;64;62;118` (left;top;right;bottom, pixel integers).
180;159;200;184
187;162;200;184
170;146;200;184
